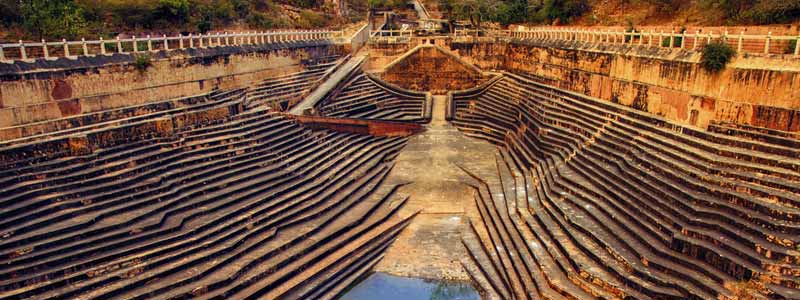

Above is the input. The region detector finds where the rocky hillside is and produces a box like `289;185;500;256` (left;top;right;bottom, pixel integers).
0;0;369;42
426;0;800;28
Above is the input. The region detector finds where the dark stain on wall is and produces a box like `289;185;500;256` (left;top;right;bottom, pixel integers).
632;84;649;111
56;98;82;116
51;79;74;100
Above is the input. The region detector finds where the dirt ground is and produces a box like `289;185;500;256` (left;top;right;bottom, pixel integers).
373;95;499;281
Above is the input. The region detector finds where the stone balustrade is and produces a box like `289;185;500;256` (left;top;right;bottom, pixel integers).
0;30;343;61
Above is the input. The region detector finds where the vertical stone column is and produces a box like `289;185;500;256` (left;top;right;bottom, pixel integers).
63;39;70;56
669;30;675;48
82;38;88;56
19;40;26;60
43;39;50;58
764;32;771;54
795;34;800;56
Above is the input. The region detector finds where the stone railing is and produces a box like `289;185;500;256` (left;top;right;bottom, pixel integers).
505;27;800;56
369;30;414;44
0;30;343;62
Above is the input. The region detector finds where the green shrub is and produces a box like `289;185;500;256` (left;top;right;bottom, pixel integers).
297;10;327;29
700;41;736;73
541;0;590;24
20;0;87;40
133;54;152;72
786;39;798;54
368;0;405;9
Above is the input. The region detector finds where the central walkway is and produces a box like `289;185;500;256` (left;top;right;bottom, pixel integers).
373;95;499;281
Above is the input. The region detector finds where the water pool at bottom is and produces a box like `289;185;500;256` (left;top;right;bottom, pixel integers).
339;272;481;300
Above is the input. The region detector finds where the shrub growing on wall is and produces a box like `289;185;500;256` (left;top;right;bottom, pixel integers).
134;54;153;72
700;41;736;73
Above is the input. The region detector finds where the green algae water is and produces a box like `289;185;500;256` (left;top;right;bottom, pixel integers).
340;272;481;300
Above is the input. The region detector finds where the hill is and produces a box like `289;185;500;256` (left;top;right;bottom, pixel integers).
426;0;800;28
0;0;370;42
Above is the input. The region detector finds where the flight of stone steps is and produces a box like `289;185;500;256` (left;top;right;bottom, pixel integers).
451;72;800;300
244;55;343;111
317;70;429;122
0;62;415;299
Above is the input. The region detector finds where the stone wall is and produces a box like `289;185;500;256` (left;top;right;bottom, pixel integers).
378;44;487;93
0;42;347;128
364;43;414;73
449;40;800;131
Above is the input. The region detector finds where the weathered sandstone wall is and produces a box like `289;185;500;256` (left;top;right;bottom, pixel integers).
0;42;347;128
379;44;487;93
449;40;800;131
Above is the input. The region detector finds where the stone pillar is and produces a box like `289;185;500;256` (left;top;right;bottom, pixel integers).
43;39;50;58
19;40;26;60
736;31;744;54
117;36;123;53
189;34;194;48
132;36;138;52
63;39;70;56
764;32;771;54
147;35;153;51
163;35;168;50
795;35;800;56
82;38;88;56
179;34;184;49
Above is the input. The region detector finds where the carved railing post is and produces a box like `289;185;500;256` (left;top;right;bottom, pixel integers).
19;40;26;60
764;32;771;54
43;39;50;58
63;39;70;57
795;34;800;57
82;38;88;55
737;31;744;53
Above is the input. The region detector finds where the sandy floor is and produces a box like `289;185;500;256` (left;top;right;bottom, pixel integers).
373;95;499;281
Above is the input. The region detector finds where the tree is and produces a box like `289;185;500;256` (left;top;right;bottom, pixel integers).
0;0;22;27
452;0;499;28
156;0;190;24
20;0;87;40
